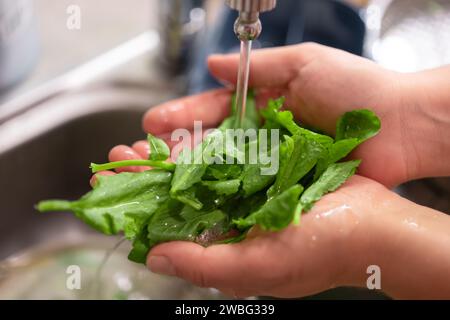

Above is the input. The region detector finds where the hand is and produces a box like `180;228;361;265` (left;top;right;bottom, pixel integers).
131;44;447;189
147;175;450;299
94;44;450;187
93;43;450;299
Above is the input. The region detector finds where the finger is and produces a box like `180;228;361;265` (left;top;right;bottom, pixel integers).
89;171;115;187
132;140;150;159
108;145;149;172
255;88;287;109
147;239;282;296
142;89;231;135
155;128;214;161
208;43;321;89
154;132;185;150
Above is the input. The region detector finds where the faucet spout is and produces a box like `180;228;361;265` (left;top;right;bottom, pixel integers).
226;0;276;41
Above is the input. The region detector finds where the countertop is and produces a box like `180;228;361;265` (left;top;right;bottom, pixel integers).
1;0;157;102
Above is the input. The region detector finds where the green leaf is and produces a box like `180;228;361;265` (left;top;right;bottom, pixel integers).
220;90;259;130
240;138;279;197
336;109;381;142
147;133;170;161
201;179;241;196
314;138;359;180
204;164;243;180
234;184;303;231
240;164;277;197
147;200;229;248
172;187;203;210
128;227;151;264
37;93;381;265
37;170;172;237
268;133;325;198
301;160;361;211
171;128;231;194
314;110;380;180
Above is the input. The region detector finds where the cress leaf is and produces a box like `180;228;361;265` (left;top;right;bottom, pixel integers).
301;160;361;211
234;184;303;231
37;170;172;237
148;133;170;161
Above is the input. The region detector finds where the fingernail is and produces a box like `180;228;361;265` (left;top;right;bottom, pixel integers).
148;256;176;276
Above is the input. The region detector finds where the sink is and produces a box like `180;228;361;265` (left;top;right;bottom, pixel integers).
0;31;178;261
0;31;228;299
0;84;175;261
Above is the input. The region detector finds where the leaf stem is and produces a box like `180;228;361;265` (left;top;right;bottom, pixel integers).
90;160;175;173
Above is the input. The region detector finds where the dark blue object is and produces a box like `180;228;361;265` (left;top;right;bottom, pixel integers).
187;0;365;93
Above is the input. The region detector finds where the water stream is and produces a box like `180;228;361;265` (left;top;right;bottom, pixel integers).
234;40;253;128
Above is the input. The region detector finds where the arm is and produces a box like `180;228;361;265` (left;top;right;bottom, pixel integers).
398;66;450;180
345;193;450;299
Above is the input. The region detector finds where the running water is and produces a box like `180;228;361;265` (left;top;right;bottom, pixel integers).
88;237;127;299
234;40;253;129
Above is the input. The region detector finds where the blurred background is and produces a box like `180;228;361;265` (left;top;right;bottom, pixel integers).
0;0;448;300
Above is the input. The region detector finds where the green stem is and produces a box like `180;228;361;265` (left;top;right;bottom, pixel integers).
90;160;175;173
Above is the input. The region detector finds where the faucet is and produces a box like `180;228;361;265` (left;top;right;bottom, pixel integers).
158;0;277;77
225;0;277;127
225;0;277;41
158;0;206;76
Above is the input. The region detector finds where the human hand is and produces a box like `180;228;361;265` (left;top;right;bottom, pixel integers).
146;175;450;299
132;43;447;189
92;44;450;299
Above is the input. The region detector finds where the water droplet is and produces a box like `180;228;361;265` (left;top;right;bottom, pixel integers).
113;272;133;292
403;217;419;229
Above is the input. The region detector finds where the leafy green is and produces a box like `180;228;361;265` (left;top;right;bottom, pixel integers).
201;179;241;195
220;90;260;130
204;164;243;180
37;92;381;264
301;160;361;211
37;170;172;238
234;184;303;231
148;134;170;161
268;133;324;198
314;109;381;180
240;163;276;196
336;109;381;142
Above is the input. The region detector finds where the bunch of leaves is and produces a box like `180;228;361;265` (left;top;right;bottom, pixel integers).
37;92;381;264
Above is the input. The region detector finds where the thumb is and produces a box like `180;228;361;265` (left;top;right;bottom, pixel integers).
207;43;321;89
147;240;279;296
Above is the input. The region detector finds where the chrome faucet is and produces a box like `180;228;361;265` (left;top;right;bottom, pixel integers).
225;0;277;41
158;0;277;76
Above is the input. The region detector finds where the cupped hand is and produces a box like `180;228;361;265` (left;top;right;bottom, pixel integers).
147;175;395;298
93;43;432;187
91;44;450;299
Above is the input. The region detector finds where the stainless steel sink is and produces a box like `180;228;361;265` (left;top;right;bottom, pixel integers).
0;32;222;299
0;30;180;262
0;84;175;261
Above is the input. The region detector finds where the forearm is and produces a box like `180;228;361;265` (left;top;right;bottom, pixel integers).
346;193;450;299
376;201;450;299
401;66;450;180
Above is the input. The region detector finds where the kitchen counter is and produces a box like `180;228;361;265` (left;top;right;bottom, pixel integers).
1;0;157;103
